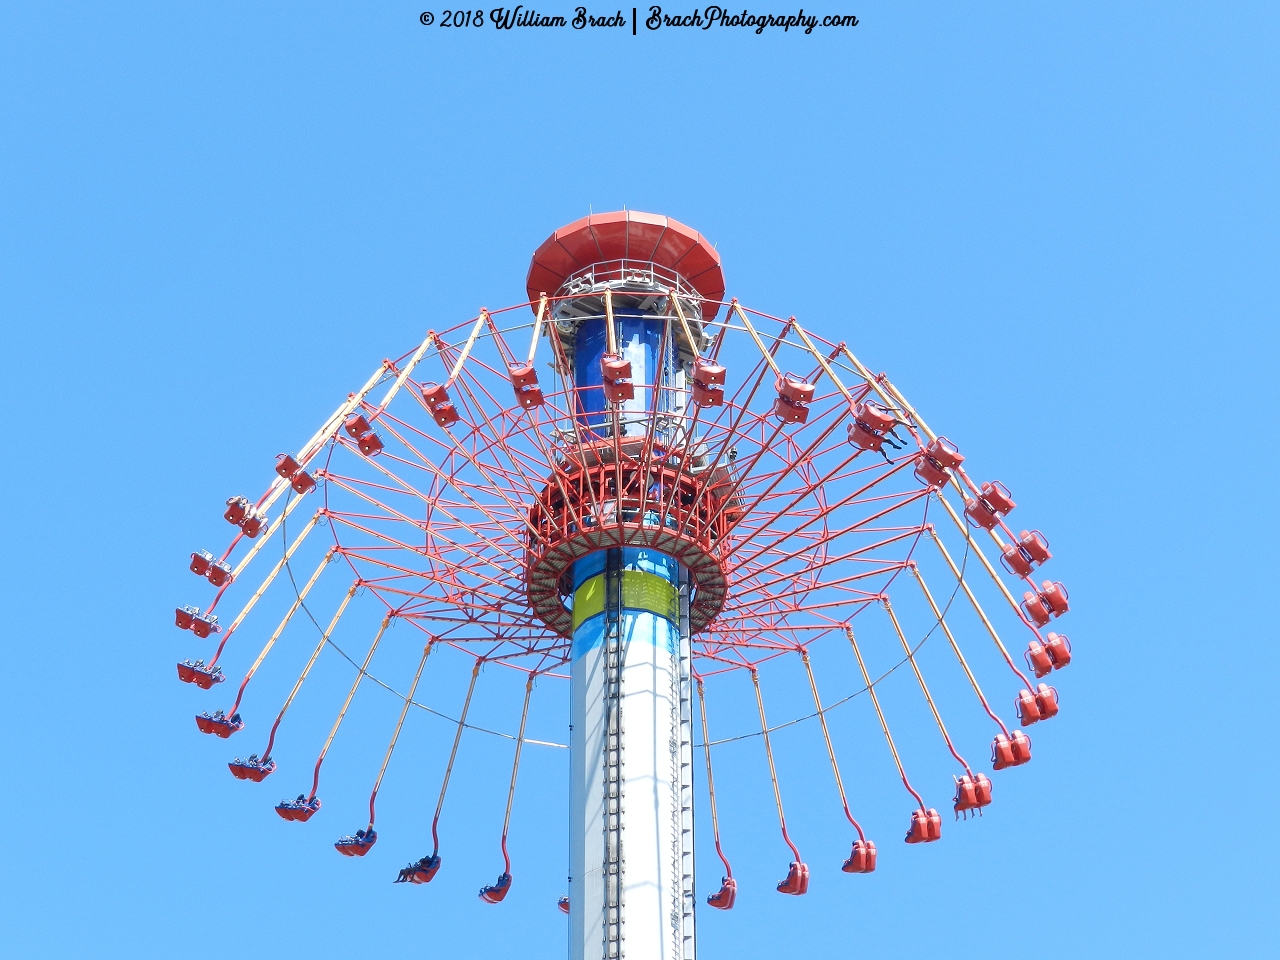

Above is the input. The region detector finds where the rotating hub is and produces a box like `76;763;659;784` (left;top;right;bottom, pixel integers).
524;442;736;637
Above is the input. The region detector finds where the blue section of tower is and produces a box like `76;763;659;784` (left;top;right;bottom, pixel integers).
571;547;679;590
573;308;668;435
571;307;680;660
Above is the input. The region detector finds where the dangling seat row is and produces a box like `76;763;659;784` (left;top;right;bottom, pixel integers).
189;549;232;587
335;828;378;856
847;400;901;454
776;860;810;895
842;840;877;874
600;353;634;403
274;454;316;494
1022;580;1070;626
275;795;321;822
175;605;221;638
953;774;993;817
963;480;1016;530
223;495;268;537
176;659;224;689
1002;529;1052;576
1025;633;1072;677
691;358;725;408
228;754;275;781
195;710;242;738
343;414;385;457
914;437;964;487
774;373;815;424
421;383;460;427
394;854;441;884
479;872;512;903
1016;683;1060;726
991;730;1032;769
508;362;544;409
905;808;942;843
707;876;738;909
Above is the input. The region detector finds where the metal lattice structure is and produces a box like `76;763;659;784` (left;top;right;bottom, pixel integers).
174;211;1072;960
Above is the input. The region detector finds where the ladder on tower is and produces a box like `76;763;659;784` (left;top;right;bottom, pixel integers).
678;572;697;960
603;548;625;960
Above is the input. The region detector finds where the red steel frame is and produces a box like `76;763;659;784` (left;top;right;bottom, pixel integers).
175;254;1072;887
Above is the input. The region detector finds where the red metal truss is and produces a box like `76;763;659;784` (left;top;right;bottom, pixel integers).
175;278;1072;870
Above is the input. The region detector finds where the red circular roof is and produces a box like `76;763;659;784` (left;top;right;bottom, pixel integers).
526;210;726;318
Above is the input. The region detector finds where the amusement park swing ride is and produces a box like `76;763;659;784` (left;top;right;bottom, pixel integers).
173;211;1073;959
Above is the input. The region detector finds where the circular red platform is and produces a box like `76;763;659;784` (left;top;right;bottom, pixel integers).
526;210;726;318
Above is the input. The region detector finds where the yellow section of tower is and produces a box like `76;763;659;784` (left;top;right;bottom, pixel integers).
571;570;679;631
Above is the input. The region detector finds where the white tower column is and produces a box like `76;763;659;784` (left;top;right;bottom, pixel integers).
569;547;694;960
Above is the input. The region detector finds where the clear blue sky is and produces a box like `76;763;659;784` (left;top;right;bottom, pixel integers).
2;3;1277;959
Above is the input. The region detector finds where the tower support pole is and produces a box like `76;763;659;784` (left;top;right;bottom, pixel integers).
567;301;695;960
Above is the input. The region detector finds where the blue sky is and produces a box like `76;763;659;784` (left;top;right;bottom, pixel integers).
2;3;1277;959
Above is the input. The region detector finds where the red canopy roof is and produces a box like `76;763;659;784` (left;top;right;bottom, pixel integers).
526;211;725;318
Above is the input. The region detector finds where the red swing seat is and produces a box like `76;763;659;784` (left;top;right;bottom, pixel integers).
981;480;1015;515
848;420;884;451
421;384;461;427
964;480;1014;533
692;380;723;407
344;413;385;455
335;829;377;856
776;860;809;895
343;414;371;438
856;399;896;433
604;380;635;403
1015;682;1060;727
224;496;249;526
600;354;632;381
290;470;316;494
228;756;275;781
1022;591;1052;626
1019;530;1052;564
904;808;942;843
275;796;321;822
206;559;232;587
240;509;267;537
1002;543;1034;576
774;374;815;424
509;363;545;408
190;611;220;638
842;839;877;874
1044;632;1071;669
776;374;815;405
991;730;1032;770
175;605;198;631
914;437;963;487
599;354;636;404
914;455;948;487
275;454;301;479
953;774;994;816
411;854;441;884
693;358;726;387
707;877;737;909
176;660;224;688
1041;580;1069;615
195;711;242;737
479;872;512;904
1025;640;1054;677
925;437;963;470
691;359;726;408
